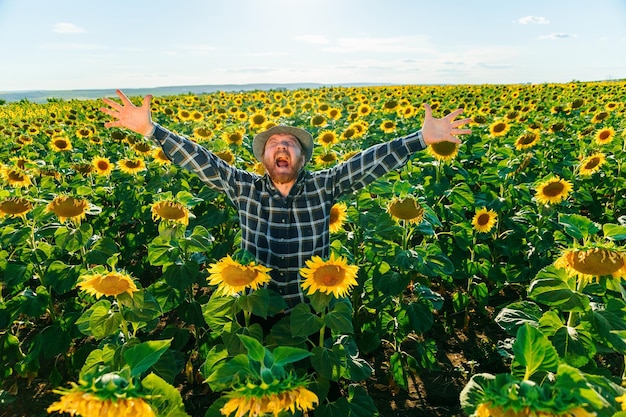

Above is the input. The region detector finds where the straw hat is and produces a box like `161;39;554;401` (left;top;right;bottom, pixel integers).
252;125;314;162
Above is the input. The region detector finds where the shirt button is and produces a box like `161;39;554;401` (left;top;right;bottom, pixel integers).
281;218;285;223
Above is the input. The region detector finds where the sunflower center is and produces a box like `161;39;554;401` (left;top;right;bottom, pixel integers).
584;157;600;170
97;161;110;170
320;153;336;163
320;133;335;145
8;170;25;181
431;141;457;157
519;133;537;145
493;123;506;133
222;265;259;286
542;182;565;197
569;249;624;276
314;265;345;287
125;160;141;169
599;130;610;140
54;139;69;149
477;213;491;226
0;198;32;215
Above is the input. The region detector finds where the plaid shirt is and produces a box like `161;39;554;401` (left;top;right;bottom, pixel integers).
151;124;426;308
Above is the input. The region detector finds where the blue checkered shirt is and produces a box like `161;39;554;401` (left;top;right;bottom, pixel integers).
150;124;426;308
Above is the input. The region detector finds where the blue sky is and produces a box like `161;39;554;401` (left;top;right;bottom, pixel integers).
1;0;625;92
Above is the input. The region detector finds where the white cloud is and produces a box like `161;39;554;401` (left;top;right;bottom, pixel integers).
538;33;576;40
517;16;550;25
322;35;433;54
53;22;86;34
181;44;218;55
40;43;104;50
294;35;330;45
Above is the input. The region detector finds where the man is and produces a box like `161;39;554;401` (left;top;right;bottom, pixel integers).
101;89;471;308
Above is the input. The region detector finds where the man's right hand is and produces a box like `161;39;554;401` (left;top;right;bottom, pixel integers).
101;89;155;136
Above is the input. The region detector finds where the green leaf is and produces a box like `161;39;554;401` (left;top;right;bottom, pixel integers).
54;223;93;252
512;324;559;380
88;301;122;340
237;334;266;363
141;373;189;417
494;301;543;334
603;223;626;241
311;346;343;380
558;213;601;240
389;351;409;390
401;299;434;333
325;301;354;334
271;346;312;367
290;304;323;337
85;237;119;265
446;182;475;208
163;260;199;289
44;260;79;294
201;293;234;334
528;266;589;312
346;384;379;417
124;339;172;377
147;239;180;266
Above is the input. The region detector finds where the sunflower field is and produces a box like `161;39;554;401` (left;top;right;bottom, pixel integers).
1;80;626;417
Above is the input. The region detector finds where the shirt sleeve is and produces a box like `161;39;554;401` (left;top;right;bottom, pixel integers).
148;123;254;196
326;130;427;198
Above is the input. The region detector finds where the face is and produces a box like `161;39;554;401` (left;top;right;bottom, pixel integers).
261;133;306;184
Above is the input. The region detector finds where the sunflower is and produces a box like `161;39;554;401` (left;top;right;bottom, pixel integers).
329;202;348;233
50;135;72;152
221;381;318;417
249;113;268;129
315;152;338;166
151;200;190;226
300;253;359;298
152;148;171;165
317;130;339;147
594;127;615;145
132;141;153;155
46;195;89;224
591;111;609;123
514;131;540;150
555;246;626;284
118;158;146;175
194;126;214;141
534;176;573;205
489;121;510;137
207;255;272;296
428;141;459;162
92;156;114;176
77;270;139;298
472;207;498;233
578;153;606;176
310;114;327;127
215;150;235;165
474;402;594;417
0;197;33;219
222;130;244;146
2;168;32;188
72;163;94;176
387;196;425;224
47;391;155;417
380;120;397;133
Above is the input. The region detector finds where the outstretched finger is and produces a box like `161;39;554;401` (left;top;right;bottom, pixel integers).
101;96;122;111
451;117;473;127
423;103;433;120
141;94;153;110
115;89;134;106
446;108;465;120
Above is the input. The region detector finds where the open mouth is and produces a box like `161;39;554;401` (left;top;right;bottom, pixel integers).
275;156;290;168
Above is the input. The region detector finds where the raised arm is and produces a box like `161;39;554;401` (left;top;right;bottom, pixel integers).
100;89;155;136
421;103;472;145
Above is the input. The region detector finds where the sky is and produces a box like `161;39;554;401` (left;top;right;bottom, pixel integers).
0;0;625;92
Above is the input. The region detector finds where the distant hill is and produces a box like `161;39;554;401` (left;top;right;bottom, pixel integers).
0;82;385;104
